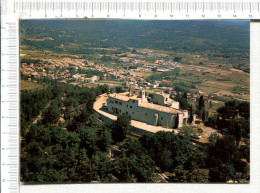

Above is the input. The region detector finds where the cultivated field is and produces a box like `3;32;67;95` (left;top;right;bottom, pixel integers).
20;80;48;90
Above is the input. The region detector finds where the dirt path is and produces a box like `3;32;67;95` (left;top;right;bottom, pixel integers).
31;100;52;125
196;123;222;143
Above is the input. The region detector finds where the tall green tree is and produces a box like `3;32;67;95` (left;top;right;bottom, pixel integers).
115;137;155;182
188;105;193;124
188;168;209;182
207;135;248;182
91;151;113;182
42;102;61;124
111;114;131;143
183;92;188;99
174;93;190;110
115;86;125;93
198;96;205;110
140;131;194;172
202;108;206;122
97;128;112;152
174;113;179;129
196;96;205;118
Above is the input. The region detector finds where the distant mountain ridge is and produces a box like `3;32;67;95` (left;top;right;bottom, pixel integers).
21;20;249;49
20;20;249;72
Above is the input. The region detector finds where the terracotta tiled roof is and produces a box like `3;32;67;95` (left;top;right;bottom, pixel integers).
109;92;183;114
109;93;139;101
139;102;182;114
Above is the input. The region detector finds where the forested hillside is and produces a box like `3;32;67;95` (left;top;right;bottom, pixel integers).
21;82;249;183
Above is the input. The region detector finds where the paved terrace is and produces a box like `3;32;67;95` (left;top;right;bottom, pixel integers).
93;93;177;134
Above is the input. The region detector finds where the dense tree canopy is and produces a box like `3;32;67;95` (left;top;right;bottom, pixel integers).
174;93;190;110
140;132;196;172
207;135;249;182
21;82;250;183
111;114;131;143
205;100;250;144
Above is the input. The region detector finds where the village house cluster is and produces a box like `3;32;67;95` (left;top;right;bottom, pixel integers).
20;56;177;85
20;56;218;103
20;58;105;83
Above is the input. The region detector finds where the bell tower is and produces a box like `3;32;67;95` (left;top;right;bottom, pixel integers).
141;90;146;103
129;85;132;97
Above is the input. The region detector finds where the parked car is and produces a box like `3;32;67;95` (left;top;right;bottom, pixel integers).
102;104;108;110
191;133;201;139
